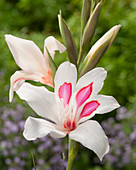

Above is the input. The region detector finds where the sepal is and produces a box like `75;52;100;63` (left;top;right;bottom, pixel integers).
80;1;102;58
79;25;121;76
58;12;78;65
81;0;91;35
46;48;57;81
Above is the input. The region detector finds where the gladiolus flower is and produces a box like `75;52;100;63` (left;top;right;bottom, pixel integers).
5;35;66;102
16;62;120;160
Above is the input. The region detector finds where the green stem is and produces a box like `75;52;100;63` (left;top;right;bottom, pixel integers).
77;48;81;68
31;152;37;170
77;48;84;69
66;138;79;170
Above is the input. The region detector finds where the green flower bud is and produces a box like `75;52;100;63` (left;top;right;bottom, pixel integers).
58;12;78;65
79;25;121;76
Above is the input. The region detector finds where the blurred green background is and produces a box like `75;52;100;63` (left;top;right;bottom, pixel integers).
0;0;136;169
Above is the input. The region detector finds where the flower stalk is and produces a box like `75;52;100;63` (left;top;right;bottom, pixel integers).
66;138;79;170
31;152;37;170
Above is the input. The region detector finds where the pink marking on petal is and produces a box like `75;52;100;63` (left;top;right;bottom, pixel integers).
58;82;72;107
14;77;24;84
64;119;76;132
66;120;71;128
76;82;93;109
72;121;76;130
80;100;100;119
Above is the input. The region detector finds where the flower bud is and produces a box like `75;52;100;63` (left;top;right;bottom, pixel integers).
81;1;102;55
79;25;121;76
58;12;78;65
81;0;91;35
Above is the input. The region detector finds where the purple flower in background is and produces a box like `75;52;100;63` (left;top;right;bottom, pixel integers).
94;107;136;169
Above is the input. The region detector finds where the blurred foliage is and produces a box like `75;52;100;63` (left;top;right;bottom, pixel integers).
0;0;80;33
0;0;136;169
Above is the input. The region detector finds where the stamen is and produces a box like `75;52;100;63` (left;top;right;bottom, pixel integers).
59;100;76;131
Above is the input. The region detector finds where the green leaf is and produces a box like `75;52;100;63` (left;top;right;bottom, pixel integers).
58;12;78;66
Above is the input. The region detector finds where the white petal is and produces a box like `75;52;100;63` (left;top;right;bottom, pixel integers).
23;116;66;140
9;71;41;102
69;120;109;161
95;95;120;114
16;83;59;124
54;62;77;102
44;36;66;59
75;67;107;97
5;34;48;74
